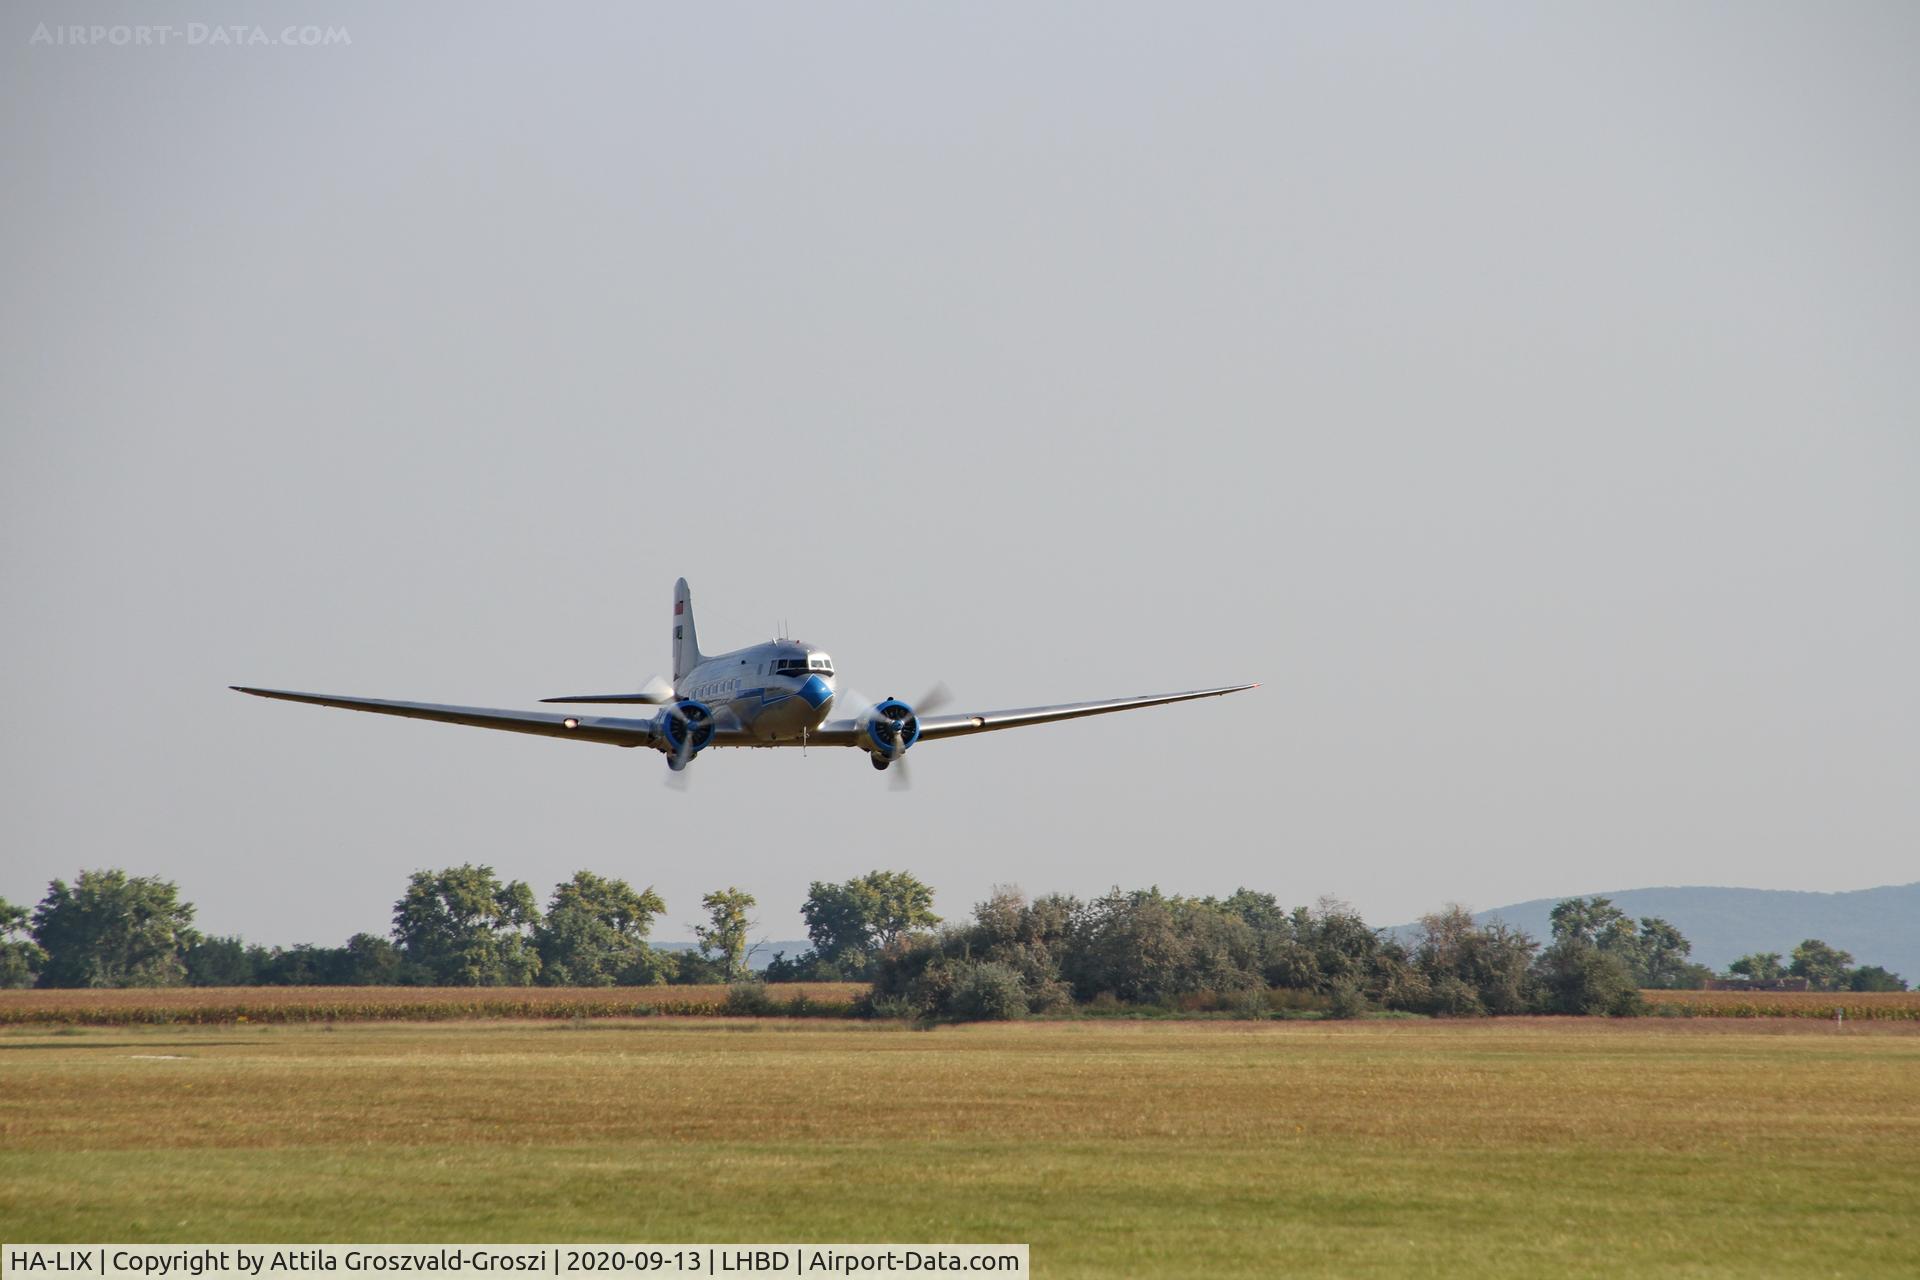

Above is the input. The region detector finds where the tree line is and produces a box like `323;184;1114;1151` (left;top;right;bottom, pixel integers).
867;889;1908;1019
0;869;1906;1017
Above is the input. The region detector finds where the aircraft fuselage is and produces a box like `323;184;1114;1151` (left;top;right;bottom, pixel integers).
677;640;837;744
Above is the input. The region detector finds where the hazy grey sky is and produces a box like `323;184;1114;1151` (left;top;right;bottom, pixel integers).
3;3;1916;946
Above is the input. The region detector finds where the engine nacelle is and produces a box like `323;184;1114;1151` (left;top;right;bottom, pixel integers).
660;698;717;768
862;698;920;768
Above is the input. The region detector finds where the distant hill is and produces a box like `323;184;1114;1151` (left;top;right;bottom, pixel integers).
1389;883;1918;980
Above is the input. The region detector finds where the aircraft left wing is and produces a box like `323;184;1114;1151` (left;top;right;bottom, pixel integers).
229;686;662;748
809;682;1257;746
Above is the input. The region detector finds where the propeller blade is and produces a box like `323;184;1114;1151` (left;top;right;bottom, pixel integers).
665;744;693;789
889;756;912;791
916;682;953;715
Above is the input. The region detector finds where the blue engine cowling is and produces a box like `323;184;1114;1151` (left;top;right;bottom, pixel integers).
862;698;921;764
660;698;717;767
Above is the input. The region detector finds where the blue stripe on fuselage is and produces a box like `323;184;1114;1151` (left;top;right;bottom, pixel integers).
798;675;833;709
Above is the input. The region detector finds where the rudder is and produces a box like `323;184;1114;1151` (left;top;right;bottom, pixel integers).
671;578;703;681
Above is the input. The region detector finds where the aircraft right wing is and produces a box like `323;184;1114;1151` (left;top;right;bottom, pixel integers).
808;683;1256;746
230;687;661;748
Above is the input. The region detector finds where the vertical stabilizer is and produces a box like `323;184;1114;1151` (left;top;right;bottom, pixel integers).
671;578;703;681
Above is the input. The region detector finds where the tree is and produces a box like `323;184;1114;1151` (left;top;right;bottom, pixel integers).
1729;952;1785;983
800;871;941;976
668;948;725;984
1789;939;1855;992
1411;905;1537;1015
800;882;876;967
969;887;1075;1011
1848;965;1908;993
31;869;197;988
1544;900;1710;991
257;943;343;985
185;933;420;986
1633;917;1702;989
340;931;414;984
536;871;669;986
1533;936;1642;1016
0;897;47;988
184;934;264;986
1300;898;1382;989
1216;888;1289;936
693;887;757;982
1063;887;1193;1003
392;864;541;985
1548;897;1637;952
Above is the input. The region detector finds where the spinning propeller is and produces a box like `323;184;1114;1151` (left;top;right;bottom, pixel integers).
660;698;716;787
842;683;951;789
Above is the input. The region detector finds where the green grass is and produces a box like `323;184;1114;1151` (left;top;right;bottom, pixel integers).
2;1019;1916;1277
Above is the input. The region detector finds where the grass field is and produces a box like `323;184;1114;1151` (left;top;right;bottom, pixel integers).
3;1019;1916;1277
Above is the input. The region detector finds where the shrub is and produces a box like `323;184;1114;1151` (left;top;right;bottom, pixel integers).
862;993;920;1021
1325;977;1370;1020
1426;974;1486;1018
722;979;778;1016
1268;987;1326;1014
1228;988;1273;1020
948;961;1029;1021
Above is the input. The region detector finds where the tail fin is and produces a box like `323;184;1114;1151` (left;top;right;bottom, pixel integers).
671;578;703;681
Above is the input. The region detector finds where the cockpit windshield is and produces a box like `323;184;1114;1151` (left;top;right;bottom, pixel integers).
774;656;833;678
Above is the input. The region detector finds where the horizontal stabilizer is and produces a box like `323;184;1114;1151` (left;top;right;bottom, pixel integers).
540;674;675;705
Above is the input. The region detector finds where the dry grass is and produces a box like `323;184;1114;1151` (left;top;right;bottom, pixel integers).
0;984;865;1025
2;1018;1916;1277
1641;989;1920;1019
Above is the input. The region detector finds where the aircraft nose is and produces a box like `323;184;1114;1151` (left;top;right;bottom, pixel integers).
797;674;834;711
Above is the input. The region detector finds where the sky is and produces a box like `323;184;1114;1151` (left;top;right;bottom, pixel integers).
3;2;1916;947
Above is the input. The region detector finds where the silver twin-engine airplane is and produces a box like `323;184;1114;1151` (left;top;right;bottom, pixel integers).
233;579;1256;785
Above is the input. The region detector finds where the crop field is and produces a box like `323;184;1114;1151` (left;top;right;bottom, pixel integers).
0;984;865;1025
3;1019;1916;1278
1640;989;1920;1020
